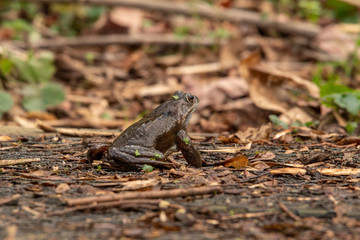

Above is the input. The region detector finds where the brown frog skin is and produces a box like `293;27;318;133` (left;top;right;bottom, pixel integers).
87;91;202;169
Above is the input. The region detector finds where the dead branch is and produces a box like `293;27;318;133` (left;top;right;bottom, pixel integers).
0;158;41;167
279;202;302;222
48;199;163;216
7;34;221;49
65;185;223;206
30;0;320;38
36;120;117;137
0;194;20;205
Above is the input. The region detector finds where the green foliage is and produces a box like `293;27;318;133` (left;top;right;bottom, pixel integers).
345;121;357;134
325;0;358;22
0;91;14;118
134;149;141;156
298;0;322;23
1;19;40;41
0;58;13;76
22;83;66;111
269;114;288;128
174;26;191;38
210;27;231;40
0;51;65;112
142;164;154;173
10;52;55;84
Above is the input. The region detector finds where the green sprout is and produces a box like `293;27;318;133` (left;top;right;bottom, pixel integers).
155;153;162;159
172;95;179;100
135;149;140;156
142;164;154;173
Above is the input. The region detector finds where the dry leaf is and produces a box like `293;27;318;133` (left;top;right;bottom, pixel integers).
239;51;319;113
222;155;248;169
0;136;13;141
269;167;306;175
55;183;70;194
318;168;360;176
235;123;272;142
217;135;241;144
121;178;159;191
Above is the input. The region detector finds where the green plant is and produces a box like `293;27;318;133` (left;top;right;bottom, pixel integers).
0;91;14;118
142;164;154;173
0;51;66;112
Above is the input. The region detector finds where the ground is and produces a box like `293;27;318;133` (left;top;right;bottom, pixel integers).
1;126;360;240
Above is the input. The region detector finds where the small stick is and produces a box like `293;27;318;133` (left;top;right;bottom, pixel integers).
65;185;223;206
48;199;162;216
8;34;220;49
0;194;20;205
221;211;275;220
0;158;41;167
279;202;302;221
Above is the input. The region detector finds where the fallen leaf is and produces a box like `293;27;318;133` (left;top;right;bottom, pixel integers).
235;123;272;142
318;168;360;176
55;183;70;194
221;155;248;169
269;167;306;175
0;136;13;141
121;178;159;191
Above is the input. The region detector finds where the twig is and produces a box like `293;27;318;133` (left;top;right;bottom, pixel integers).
30;0;321;38
0;158;41;167
221;211;275;220
48;199;163;216
7;34;221;49
0;194;20;205
279;202;302;221
36;120;117;137
65;185;223;206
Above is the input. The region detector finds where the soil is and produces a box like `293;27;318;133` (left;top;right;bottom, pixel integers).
1;127;360;240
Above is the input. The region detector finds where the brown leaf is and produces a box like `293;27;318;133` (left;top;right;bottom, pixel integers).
269;167;306;175
0;136;13;141
239;51;319;113
235;123;272;142
217;135;241;144
55;183;70;194
222;155;248;169
318;168;360;176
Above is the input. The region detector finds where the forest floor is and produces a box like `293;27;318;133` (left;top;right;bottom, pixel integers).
1;126;360;240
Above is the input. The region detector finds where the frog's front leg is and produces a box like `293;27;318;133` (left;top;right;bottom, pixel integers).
176;130;202;167
108;145;175;169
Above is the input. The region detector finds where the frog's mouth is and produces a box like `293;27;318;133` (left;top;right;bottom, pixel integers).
184;96;199;125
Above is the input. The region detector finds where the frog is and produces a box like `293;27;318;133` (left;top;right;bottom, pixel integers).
87;91;202;170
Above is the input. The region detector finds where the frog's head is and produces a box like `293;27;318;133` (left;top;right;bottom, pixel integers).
170;91;199;125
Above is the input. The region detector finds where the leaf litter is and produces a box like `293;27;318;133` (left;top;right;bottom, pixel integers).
1;0;360;239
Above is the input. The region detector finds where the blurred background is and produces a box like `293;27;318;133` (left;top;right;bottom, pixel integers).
0;0;359;135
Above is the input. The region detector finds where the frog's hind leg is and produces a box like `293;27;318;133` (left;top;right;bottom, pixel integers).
108;146;174;168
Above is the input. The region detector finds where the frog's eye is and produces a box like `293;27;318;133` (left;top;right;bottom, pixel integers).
186;94;194;102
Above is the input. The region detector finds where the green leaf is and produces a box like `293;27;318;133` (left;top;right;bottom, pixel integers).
22;95;45;111
319;82;354;97
345;122;358;134
41;83;66;107
269;114;288;128
135;149;140;156
334;93;360;116
0;58;13;75
10;51;55;84
323;93;360;116
142;164;154;173
0;91;14;117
